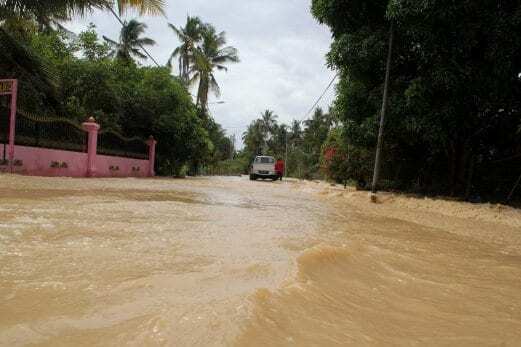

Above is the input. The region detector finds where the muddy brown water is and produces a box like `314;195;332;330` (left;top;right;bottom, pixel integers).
1;175;520;346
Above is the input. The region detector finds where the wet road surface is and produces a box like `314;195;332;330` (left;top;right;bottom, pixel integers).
1;175;520;346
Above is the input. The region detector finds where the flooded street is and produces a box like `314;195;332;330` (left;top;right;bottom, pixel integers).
1;175;521;346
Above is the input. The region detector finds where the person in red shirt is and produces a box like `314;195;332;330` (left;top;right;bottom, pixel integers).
275;158;285;181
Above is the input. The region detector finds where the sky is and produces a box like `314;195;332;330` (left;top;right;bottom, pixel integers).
68;0;336;145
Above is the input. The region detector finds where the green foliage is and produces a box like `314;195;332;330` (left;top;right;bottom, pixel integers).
168;16;204;83
190;23;239;110
312;0;521;201
0;0;237;177
1;23;213;176
103;19;155;64
76;23;110;60
205;158;245;176
0;26;62;115
203;116;235;163
240;107;332;180
0;0;164;26
168;17;239;111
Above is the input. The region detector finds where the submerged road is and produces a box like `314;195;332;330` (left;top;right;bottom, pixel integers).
1;175;520;346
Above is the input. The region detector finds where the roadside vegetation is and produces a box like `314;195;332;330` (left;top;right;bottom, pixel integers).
2;1;521;203
228;0;521;204
226;108;332;180
309;0;521;203
0;0;237;176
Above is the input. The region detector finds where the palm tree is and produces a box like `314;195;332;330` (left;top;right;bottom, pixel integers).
190;24;239;111
0;0;164;21
0;0;163;115
269;123;288;155
243;119;265;156
260;110;278;137
103;19;155;64
114;0;164;16
167;16;203;83
290;120;302;146
0;0;164;81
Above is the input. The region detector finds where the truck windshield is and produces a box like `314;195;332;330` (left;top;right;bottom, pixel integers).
256;157;274;164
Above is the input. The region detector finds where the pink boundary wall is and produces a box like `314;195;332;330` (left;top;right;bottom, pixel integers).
1;116;157;178
8;146;151;178
95;154;150;178
10;145;88;177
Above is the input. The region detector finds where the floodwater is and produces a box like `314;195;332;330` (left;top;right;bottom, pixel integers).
1;175;520;346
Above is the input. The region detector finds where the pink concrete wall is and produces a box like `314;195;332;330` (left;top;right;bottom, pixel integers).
10;145;150;178
12;145;88;177
95;154;149;178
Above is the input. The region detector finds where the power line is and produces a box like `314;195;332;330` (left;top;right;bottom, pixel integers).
221;73;338;136
300;73;338;122
108;9;336;130
107;9;337;127
108;8;162;67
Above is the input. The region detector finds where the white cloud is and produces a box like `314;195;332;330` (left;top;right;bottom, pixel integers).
69;0;336;145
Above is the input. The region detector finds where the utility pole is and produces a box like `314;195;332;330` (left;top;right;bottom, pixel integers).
231;133;236;160
284;130;288;178
371;21;395;202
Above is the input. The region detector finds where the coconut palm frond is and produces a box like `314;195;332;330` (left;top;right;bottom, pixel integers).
116;0;165;16
214;64;228;72
209;74;221;98
167;16;204;80
103;19;154;64
169;46;181;60
167;46;182;68
136;37;155;46
215;31;226;46
168;23;184;40
0;0;108;20
102;35;118;45
190;24;239;110
130;47;147;59
0;26;61;110
188;71;200;88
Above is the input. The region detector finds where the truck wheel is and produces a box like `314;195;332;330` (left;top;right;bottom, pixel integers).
249;174;256;181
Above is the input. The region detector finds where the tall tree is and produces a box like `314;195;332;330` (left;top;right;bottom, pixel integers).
0;0;164;114
242;119;265;156
303;108;330;154
312;0;521;200
114;0;164;16
269;123;288;157
167;16;203;83
260;109;278;137
190;24;239;110
103;19;155;64
290;120;302;145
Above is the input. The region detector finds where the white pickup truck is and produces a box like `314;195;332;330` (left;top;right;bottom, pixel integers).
249;156;278;181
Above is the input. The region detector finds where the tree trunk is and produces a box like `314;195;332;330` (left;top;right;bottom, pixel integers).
371;21;395;195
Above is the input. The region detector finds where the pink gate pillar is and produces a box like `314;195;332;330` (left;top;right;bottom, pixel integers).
82;117;100;177
0;79;18;173
7;80;18;173
146;135;157;177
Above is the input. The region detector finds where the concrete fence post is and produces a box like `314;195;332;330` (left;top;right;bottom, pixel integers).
146;135;157;177
3;79;18;173
82;117;100;177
